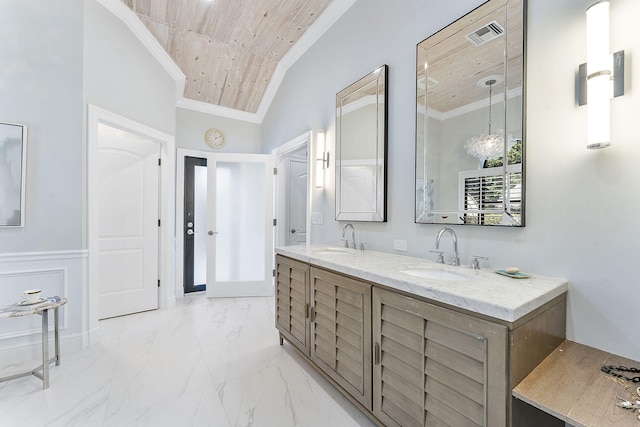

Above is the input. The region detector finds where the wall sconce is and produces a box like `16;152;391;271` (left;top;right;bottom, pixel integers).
315;131;329;188
578;1;624;149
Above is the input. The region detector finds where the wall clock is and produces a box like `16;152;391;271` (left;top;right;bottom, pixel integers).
204;128;226;149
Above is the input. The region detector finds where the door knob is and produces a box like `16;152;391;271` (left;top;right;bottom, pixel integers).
290;229;297;234
186;229;194;235
208;230;218;236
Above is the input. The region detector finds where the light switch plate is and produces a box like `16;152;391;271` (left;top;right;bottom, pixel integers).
393;239;408;251
311;212;324;225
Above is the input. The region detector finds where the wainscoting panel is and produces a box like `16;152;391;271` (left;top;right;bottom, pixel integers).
0;250;87;364
0;268;66;339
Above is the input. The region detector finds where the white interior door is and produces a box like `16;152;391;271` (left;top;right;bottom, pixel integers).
206;153;274;297
272;131;312;248
97;124;160;318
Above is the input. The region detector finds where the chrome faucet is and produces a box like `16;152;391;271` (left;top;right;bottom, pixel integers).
435;227;460;266
342;223;356;249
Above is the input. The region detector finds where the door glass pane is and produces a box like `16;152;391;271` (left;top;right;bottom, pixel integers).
215;162;265;281
193;164;208;284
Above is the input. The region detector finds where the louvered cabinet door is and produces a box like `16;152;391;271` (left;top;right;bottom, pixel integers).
310;267;373;410
372;288;508;427
275;255;310;355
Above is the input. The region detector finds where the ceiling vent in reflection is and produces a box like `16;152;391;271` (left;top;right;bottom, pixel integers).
466;20;505;46
417;75;439;91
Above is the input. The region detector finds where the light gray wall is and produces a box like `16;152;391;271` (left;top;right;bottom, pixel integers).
176;108;261;153
83;0;176;136
0;0;84;253
262;0;640;361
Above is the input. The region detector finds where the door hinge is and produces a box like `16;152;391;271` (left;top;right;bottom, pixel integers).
272;269;276;277
158;158;161;166
158;279;160;287
273;218;277;226
158;219;161;227
273;167;278;175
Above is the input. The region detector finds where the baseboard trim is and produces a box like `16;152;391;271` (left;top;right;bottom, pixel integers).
0;332;86;366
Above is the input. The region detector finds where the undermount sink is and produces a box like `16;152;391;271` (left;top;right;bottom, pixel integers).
312;247;352;255
400;268;470;282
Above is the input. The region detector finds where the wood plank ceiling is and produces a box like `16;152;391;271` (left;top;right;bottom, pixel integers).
418;0;523;114
122;0;333;113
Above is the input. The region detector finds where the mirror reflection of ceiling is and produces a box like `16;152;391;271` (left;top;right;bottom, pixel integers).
418;0;523;114
121;0;333;114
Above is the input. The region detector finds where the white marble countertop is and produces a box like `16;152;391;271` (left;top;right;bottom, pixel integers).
276;245;568;323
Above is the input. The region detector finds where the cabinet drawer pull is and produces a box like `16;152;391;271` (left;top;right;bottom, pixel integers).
374;343;380;365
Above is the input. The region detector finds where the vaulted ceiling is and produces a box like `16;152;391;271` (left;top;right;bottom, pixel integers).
121;0;334;114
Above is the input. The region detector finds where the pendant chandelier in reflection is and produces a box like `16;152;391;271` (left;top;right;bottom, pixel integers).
465;79;505;159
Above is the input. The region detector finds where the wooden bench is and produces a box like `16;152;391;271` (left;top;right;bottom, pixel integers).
513;340;640;427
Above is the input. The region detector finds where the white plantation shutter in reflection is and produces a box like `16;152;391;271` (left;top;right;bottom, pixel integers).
460;166;522;226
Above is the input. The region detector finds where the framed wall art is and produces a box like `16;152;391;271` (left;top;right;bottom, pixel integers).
0;122;27;227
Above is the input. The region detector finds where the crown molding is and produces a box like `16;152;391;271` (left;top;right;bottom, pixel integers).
340;95;378;115
176;98;261;124
254;0;357;121
419;86;523;121
94;0;186;100
440;86;522;120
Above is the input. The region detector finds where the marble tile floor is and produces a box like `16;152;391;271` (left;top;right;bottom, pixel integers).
0;293;377;427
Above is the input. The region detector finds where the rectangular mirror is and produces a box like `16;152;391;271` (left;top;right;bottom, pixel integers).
415;0;525;226
336;65;388;222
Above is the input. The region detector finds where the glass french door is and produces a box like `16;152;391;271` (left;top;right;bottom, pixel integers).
205;153;274;297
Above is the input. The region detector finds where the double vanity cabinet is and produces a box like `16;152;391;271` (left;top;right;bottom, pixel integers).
275;246;568;427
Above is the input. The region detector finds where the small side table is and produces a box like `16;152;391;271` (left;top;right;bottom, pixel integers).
0;298;67;389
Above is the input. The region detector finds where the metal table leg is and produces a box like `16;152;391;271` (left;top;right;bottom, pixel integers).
0;299;66;389
41;309;49;390
54;307;60;366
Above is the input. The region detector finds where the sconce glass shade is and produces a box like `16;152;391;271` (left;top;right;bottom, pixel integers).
315;132;325;188
586;1;612;149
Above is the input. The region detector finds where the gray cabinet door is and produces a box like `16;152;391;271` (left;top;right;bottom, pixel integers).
310;267;373;410
372;288;508;427
275;255;310;355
